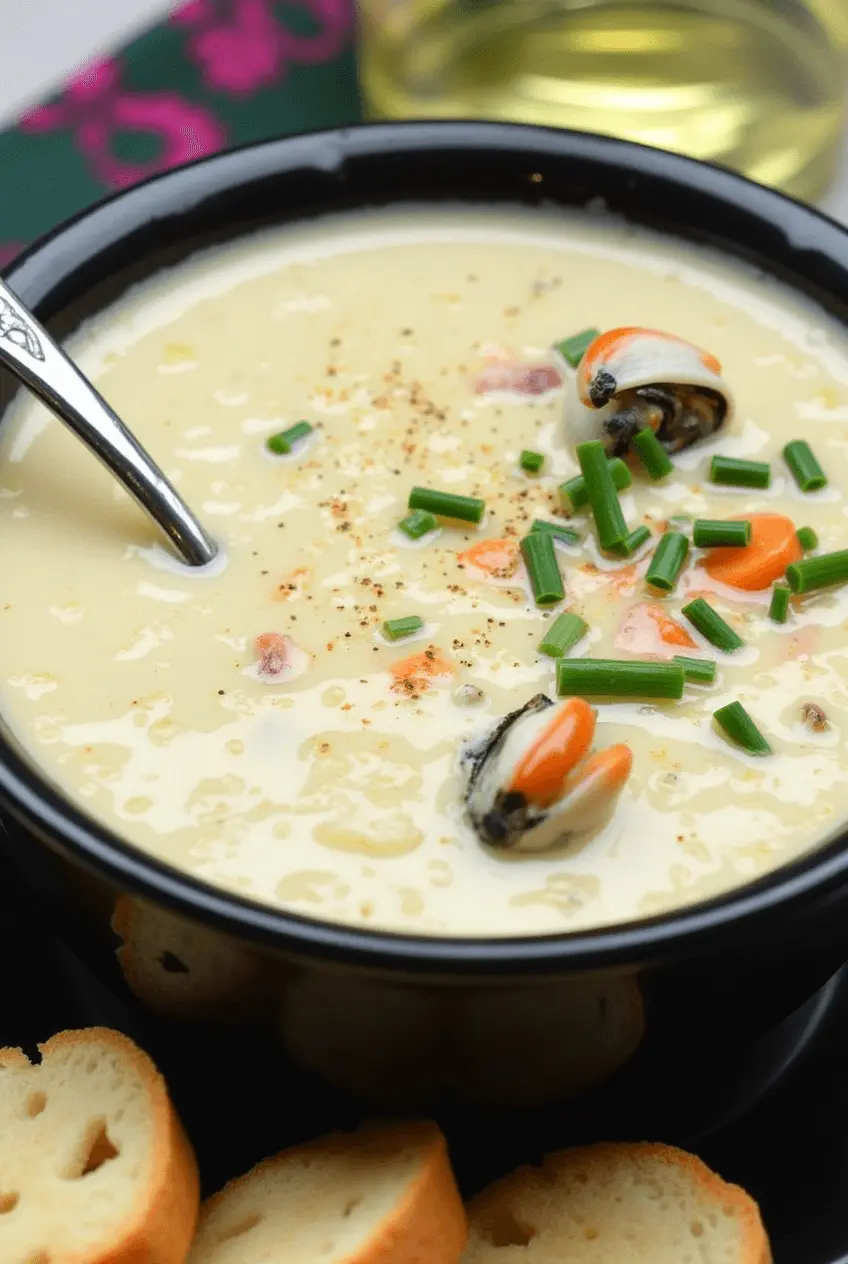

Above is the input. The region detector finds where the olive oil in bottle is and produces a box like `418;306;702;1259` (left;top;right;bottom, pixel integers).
358;0;848;199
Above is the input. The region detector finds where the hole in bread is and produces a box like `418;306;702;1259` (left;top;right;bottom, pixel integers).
217;1214;262;1244
691;1220;704;1237
0;1191;19;1213
479;1209;537;1248
159;951;189;974
25;1093;46;1118
64;1121;120;1179
342;1197;362;1218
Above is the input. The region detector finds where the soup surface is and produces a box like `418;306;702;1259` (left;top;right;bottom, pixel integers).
1;208;847;937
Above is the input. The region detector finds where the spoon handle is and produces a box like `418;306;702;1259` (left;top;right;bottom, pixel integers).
0;278;218;567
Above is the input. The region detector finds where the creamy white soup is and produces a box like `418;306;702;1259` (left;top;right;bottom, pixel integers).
1;208;848;938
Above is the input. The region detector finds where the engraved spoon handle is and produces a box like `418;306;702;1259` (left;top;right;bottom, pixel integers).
0;278;218;568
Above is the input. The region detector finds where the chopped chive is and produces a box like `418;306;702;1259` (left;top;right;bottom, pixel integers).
408;486;485;524
531;519;580;546
769;584;791;623
553;327;600;368
559;457;632;511
785;548;848;594
520;531;565;606
612;524;652;557
692;519;751;548
382;615;424;642
556;658;685;700
681;597;744;652
632;427;673;480
714;701;772;755
673;655;717;685
538;612;588;658
710;455;771;489
796;525;818;551
266;420;313;454
577;440;629;552
398;509;437;540
646;531;689;592
784;440;827;492
520;449;545;473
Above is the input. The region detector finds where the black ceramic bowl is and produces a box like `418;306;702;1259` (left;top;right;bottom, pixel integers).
2;122;848;1132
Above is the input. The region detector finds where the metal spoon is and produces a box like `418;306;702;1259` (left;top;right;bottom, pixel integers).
0;277;218;568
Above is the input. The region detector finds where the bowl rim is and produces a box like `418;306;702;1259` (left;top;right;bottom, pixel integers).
4;117;848;974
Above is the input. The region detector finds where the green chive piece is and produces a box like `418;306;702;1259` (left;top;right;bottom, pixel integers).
714;701;772;755
556;658;685;700
520;449;545;473
530;519;580;546
408;486;485;524
538;612;588;659
769;584;791;623
577;440;629;552
710;455;771;489
785;549;848;594
266;420;313;454
692;519;752;548
553;327;600;368
673;655;717;685
398;509;437;540
784;440;827;492
559;457;632;512
646;531;689;592
382;615;424;642
612;524;652;557
520;531;565;607
681;598;745;652
796;526;818;551
632;427;673;480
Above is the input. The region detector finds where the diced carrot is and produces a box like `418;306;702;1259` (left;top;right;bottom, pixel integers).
607;563;643;593
459;537;520;579
256;632;291;676
508;698;596;807
702;513;802;591
616;602;697;658
390;646;455;695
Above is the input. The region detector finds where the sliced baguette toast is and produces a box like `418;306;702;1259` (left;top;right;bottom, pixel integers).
189;1121;467;1264
463;1142;770;1264
0;1026;200;1264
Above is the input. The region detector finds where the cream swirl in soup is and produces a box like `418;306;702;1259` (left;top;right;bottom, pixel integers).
1;208;847;937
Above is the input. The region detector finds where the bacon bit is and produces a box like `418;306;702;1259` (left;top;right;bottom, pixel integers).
616;602;697;659
458;537;520;579
255;632;294;676
702;514;802;591
474;362;563;396
802;702;828;732
390;645;455;695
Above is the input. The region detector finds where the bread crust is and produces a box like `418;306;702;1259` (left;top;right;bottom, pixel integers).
193;1121;467;1264
467;1141;769;1264
0;1027;200;1264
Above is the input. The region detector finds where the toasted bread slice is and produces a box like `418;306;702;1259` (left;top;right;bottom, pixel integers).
0;1027;200;1264
464;1142;770;1264
189;1121;467;1264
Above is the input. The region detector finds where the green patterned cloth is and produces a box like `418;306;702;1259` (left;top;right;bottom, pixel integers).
0;1;362;267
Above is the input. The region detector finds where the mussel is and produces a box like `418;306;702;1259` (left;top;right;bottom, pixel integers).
463;694;632;852
566;327;734;457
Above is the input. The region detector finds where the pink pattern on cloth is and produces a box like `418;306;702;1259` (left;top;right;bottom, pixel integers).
19;58;227;189
0;244;23;268
171;0;352;95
